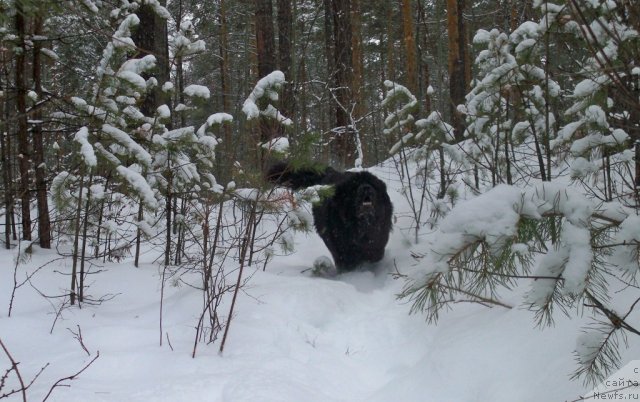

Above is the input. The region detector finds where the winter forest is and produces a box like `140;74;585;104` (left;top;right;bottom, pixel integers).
1;0;640;400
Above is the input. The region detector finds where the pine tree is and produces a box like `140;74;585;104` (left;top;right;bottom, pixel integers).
399;0;640;385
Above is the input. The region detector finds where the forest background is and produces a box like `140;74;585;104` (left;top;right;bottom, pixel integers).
1;0;640;397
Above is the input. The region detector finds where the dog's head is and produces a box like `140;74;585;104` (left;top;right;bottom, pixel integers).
355;183;377;226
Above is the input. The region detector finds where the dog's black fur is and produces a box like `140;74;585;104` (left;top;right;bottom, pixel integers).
267;162;393;272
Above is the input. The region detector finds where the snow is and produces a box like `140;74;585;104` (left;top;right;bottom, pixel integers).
234;188;261;201
123;105;145;121
116;70;147;90
261;136;290;153
73;126;97;167
183;85;210;99
115;165;157;209
172;33;206;57
116;95;136;105
573;75;610;97
71;96;87;108
162;81;174;92
145;0;172;20
79;0;99;13
407;179;603;298
262;104;293;126
160;127;197;143
381;81;418;136
570;156;598;178
532;181;593;225
119;55;157;76
242;70;287;120
420;111;456;142
90;184;105;200
415;184;538;274
196;113;233;136
569;127;629;156
156;104;170;119
101;124;152;167
559;222;592;295
112;14;139;50
4;163;638;402
575;330;609;367
610;215;640;276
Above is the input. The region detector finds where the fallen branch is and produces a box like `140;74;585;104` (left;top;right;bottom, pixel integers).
41;351;99;402
0;338;48;401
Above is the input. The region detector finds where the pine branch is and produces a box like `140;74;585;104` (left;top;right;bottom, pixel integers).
585;291;640;337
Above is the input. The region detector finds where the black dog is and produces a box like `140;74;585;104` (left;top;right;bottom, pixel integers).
267;162;393;272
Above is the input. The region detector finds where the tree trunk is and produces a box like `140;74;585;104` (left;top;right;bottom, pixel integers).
133;2;170;118
134;202;143;267
15;2;32;241
385;1;397;83
0;46;14;248
70;172;86;306
351;0;364;119
323;0;335;161
255;0;278;152
165;160;172;267
174;0;186;130
401;0;418;95
32;12;51;249
218;0;233;179
277;0;293;118
416;0;432;113
446;0;469;142
133;3;171;265
256;0;276;78
330;0;355;167
79;174;94;304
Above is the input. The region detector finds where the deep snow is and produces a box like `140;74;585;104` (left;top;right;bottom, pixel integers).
1;163;637;402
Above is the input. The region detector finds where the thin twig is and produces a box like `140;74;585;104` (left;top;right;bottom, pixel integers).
219;201;257;354
0;338;27;402
585;291;640;337
41;352;99;402
67;325;91;357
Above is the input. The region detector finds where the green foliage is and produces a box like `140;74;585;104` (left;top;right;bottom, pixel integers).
401;222;537;324
287;131;323;167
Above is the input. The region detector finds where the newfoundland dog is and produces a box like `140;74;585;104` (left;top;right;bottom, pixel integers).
267;162;393;273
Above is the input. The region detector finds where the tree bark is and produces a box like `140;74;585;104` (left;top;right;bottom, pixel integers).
351;0;364;118
323;0;335;160
330;0;355;167
15;1;32;241
218;0;233;176
32;12;51;249
277;0;293;118
133;3;171;264
133;3;170;118
446;0;469;142
385;1;397;83
70;172;85;306
255;0;278;148
255;0;277;78
0;42;14;248
416;0;432;113
401;0;418;95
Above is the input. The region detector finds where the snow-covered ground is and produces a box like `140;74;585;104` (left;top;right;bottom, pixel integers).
1;164;636;402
